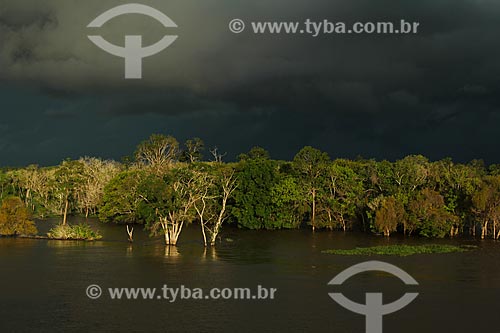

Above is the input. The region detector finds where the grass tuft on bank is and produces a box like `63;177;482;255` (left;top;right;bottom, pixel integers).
322;244;477;256
47;224;102;241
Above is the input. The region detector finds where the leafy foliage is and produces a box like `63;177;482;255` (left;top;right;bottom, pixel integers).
47;224;102;240
99;170;145;224
232;158;281;229
2;133;500;240
0;196;37;236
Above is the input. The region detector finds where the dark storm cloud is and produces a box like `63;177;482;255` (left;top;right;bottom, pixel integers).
0;0;500;165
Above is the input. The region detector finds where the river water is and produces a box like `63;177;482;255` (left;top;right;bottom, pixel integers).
0;217;498;332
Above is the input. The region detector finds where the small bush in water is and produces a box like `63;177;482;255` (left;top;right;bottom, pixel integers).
48;224;102;240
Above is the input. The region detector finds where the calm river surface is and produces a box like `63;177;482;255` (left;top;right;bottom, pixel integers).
0;218;499;332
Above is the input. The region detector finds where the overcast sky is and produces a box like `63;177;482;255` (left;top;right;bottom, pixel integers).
1;0;499;166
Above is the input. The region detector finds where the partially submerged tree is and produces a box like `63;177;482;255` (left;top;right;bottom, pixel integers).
194;165;237;246
141;167;198;246
126;225;134;242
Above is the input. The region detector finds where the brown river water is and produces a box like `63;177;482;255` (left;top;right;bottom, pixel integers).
0;217;498;332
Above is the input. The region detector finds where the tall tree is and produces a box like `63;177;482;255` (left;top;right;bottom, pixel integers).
53;160;84;225
270;174;303;229
323;161;364;231
293;146;330;231
194;164;237;246
77;157;121;218
232;158;279;229
472;176;500;239
142;167;198;246
135;134;179;174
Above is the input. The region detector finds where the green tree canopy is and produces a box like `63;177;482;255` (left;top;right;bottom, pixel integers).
0;197;37;236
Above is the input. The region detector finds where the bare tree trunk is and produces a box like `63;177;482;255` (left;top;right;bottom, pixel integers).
161;219;170;244
209;228;218;246
170;221;184;246
62;199;69;226
201;222;207;247
164;231;170;245
210;206;226;246
210;175;235;246
126;225;134;242
210;208;226;246
340;215;346;232
311;190;316;232
361;212;367;232
160;215;184;246
25;188;31;206
326;210;333;231
481;221;488;240
195;197;208;247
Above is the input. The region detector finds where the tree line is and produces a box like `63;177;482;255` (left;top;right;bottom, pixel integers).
1;134;500;245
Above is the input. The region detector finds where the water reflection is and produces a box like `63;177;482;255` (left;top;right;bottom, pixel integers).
126;243;134;257
202;246;219;261
46;239;100;248
164;245;181;258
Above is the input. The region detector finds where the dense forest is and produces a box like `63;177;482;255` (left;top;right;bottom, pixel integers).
1;134;500;245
